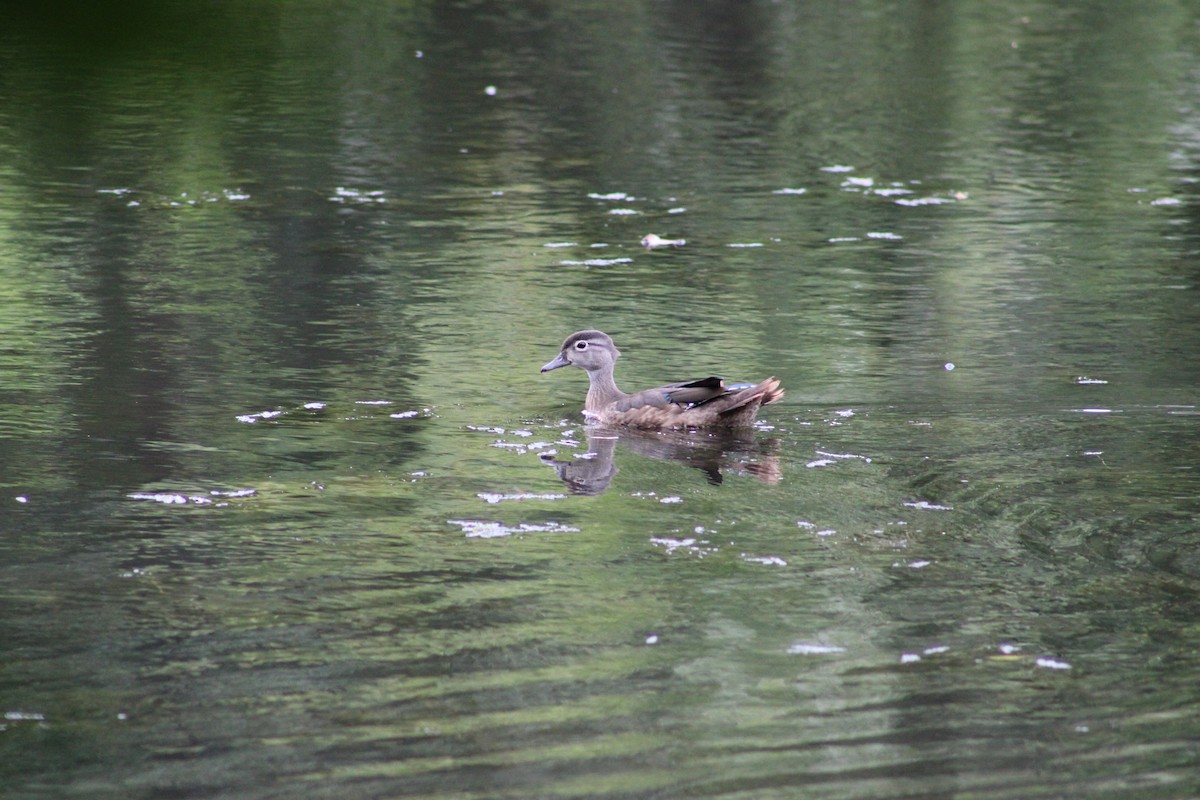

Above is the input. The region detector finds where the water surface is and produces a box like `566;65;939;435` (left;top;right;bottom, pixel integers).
3;2;1200;798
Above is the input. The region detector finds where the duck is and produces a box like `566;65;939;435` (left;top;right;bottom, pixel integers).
540;330;783;430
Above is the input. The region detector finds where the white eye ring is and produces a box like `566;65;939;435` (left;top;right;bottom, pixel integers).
574;341;588;350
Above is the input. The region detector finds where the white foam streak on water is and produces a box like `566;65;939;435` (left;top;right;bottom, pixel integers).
787;643;847;655
1036;657;1072;671
741;554;787;566
559;258;633;267
447;519;579;538
903;500;953;511
476;492;565;504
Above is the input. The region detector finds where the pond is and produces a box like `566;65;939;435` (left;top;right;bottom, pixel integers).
3;2;1200;798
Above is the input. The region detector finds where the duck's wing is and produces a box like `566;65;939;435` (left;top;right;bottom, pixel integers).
611;376;727;412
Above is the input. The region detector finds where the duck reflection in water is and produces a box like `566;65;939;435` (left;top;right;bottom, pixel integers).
541;426;781;496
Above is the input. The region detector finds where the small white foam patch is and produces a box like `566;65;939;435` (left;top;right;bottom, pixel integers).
787;643;847;655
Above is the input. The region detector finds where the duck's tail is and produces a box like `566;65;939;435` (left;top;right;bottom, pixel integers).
718;377;783;425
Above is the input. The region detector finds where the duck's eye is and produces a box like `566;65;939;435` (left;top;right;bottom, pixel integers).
574;341;588;351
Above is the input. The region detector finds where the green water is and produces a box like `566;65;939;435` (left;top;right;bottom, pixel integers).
3;2;1200;798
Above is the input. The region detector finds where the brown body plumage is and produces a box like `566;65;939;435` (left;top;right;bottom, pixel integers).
540;330;784;430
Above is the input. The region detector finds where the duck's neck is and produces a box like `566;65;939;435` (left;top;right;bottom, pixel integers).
584;365;625;413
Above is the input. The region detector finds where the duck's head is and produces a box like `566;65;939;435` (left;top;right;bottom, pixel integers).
541;330;621;374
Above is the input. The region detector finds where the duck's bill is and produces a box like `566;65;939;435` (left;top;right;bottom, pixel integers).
540;353;570;372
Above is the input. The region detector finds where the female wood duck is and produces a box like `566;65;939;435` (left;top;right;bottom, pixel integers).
540;330;783;430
